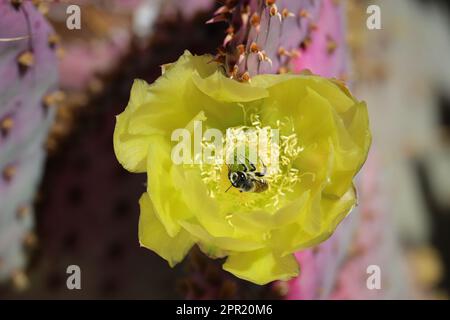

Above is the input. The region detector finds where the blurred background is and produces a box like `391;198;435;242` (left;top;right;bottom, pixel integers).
0;0;449;299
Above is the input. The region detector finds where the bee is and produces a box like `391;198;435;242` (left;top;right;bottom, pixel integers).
226;158;269;193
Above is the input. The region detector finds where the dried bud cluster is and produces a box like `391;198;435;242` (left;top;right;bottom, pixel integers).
209;0;323;80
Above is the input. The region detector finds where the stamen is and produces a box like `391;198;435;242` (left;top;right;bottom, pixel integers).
196;115;304;212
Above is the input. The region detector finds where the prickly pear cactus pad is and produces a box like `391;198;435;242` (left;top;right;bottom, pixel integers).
0;1;59;285
114;50;371;283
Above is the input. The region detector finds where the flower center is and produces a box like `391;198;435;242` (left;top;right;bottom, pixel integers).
199;115;304;212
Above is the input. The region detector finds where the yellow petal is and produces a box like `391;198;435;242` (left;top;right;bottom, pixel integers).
321;185;357;230
192;70;268;102
147;136;194;236
345;101;372;158
178;169;236;237
253;74;355;113
272;186;357;255
138;193;194;267
129;53;245;135
223;249;299;285
113;109;150;173
296;87;337;145
179;220;265;253
128;79;153;112
113;79;160;172
229;191;310;234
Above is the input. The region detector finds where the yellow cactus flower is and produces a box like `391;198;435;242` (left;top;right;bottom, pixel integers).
113;51;371;285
